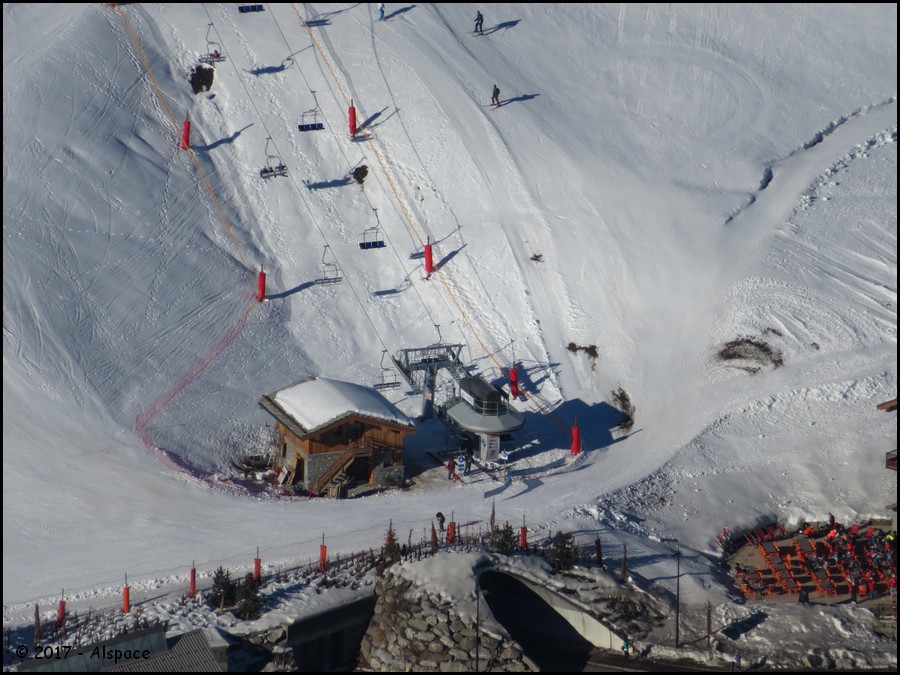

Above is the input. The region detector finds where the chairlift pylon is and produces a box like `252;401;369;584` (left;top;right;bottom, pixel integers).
373;350;401;390
259;136;288;179
359;208;386;249
298;91;325;132
316;245;343;285
198;24;226;64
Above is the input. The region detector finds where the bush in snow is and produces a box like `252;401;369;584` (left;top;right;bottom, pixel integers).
489;522;517;555
236;573;261;620
208;566;237;609
548;531;578;572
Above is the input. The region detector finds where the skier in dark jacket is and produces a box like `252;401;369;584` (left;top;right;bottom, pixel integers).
436;512;446;531
491;84;500;106
475;11;484;34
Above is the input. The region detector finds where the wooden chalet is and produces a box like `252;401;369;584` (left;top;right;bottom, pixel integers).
259;377;415;497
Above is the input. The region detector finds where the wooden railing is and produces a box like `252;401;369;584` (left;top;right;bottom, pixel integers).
309;444;360;495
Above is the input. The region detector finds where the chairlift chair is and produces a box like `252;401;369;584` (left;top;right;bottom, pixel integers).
316;245;343;285
359;208;386;249
373;350;401;390
298;91;325;132
199;25;226;64
199;44;226;64
260;157;288;179
358;227;385;250
259;137;288;179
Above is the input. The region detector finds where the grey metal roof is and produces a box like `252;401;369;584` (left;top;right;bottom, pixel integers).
103;629;222;672
445;400;525;434
16;625;223;673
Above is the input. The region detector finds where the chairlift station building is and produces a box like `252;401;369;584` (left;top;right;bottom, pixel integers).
446;376;525;461
392;344;526;462
259;377;415;497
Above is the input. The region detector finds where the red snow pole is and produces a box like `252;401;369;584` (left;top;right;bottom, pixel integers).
181;113;191;150
519;525;528;550
349;99;357;136
570;417;582;456
509;364;519;399
447;521;456;544
256;266;266;301
253;547;261;581
122;575;130;614
189;565;197;598
424;236;434;277
319;534;328;573
57;594;66;629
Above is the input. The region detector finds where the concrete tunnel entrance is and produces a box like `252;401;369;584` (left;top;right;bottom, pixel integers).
479;570;601;671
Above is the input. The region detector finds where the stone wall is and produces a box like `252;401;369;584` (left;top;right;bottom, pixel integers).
373;464;404;489
359;574;535;672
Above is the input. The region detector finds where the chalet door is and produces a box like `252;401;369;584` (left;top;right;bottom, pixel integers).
295;456;305;484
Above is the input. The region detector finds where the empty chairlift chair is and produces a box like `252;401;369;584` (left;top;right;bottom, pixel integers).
316;245;343;285
358;227;385;250
373;350;401;390
359;208;386;249
298;91;325;132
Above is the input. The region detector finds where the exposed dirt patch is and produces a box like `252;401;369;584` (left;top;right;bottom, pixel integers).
611;387;635;430
190;65;214;94
568;343;599;370
717;336;784;370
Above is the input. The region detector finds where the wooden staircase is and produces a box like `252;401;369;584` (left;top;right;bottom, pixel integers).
310;444;359;496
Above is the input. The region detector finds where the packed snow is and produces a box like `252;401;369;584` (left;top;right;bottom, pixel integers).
2;2;896;670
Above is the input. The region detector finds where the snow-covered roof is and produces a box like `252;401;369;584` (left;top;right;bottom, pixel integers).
270;377;414;435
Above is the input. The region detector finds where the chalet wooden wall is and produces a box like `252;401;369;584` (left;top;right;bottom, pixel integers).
275;417;411;469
